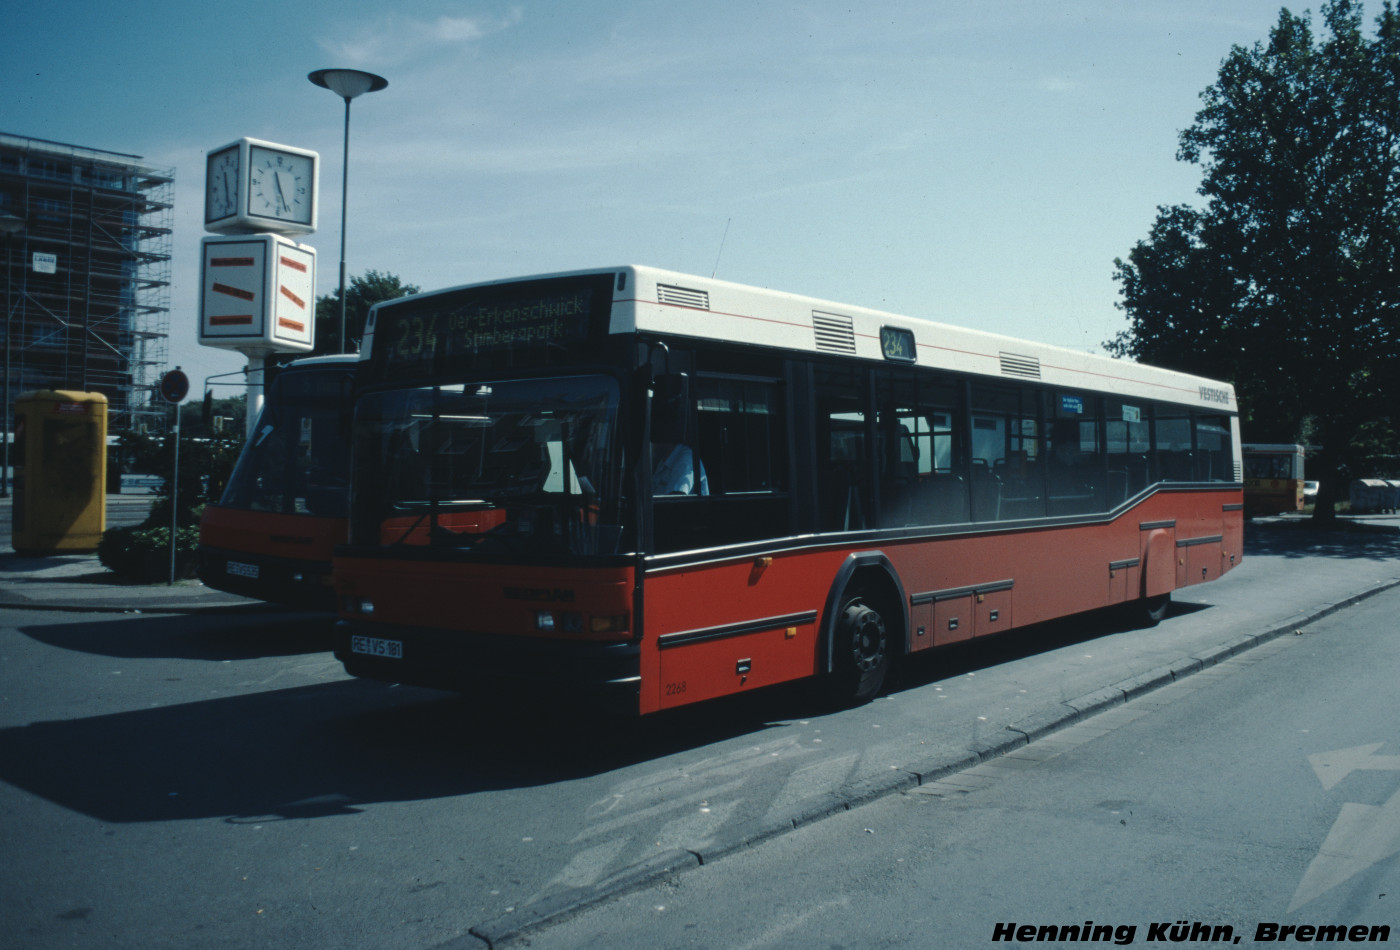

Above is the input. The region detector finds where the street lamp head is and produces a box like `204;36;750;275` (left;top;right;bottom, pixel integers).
309;68;388;101
0;213;25;236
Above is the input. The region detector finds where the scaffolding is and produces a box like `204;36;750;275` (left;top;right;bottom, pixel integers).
0;132;173;432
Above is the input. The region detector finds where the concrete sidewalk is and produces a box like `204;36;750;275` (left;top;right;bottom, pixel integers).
0;492;263;613
0;551;259;614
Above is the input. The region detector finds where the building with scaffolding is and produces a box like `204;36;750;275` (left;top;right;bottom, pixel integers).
0;132;173;434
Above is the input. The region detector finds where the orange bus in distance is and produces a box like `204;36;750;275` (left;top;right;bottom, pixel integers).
1242;443;1305;515
198;355;356;606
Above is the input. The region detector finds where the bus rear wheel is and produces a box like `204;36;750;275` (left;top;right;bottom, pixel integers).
826;593;890;706
1134;592;1170;628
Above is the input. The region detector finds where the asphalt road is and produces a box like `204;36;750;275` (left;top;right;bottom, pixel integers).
518;581;1400;949
0;517;1397;949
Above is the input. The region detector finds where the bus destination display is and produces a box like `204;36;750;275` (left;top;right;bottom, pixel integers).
371;274;613;379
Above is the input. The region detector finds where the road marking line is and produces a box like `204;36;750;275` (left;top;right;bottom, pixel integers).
1289;786;1400;912
1309;743;1400;791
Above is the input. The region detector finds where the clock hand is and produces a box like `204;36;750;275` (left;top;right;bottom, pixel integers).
274;171;290;213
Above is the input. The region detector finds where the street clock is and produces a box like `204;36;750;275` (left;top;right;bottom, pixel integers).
204;137;319;236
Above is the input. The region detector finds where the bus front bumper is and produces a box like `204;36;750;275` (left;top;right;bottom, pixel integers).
197;545;338;608
334;619;642;706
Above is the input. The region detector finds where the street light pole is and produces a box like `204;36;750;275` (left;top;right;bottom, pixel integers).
308;68;387;355
0;212;26;499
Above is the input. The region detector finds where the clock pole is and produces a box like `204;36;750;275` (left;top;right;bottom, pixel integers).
309;68;388;354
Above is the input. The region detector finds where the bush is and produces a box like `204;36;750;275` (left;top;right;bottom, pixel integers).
98;524;200;583
101;419;238;584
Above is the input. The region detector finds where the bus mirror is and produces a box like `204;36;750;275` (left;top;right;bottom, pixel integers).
652;373;691;444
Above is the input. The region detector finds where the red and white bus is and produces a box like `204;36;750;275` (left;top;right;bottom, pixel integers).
198;355;357;606
333;267;1243;714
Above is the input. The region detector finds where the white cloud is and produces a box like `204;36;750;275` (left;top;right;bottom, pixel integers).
430;8;523;43
1040;76;1080;93
315;7;523;67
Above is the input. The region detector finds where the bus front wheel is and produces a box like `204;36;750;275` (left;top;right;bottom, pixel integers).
827;592;890;706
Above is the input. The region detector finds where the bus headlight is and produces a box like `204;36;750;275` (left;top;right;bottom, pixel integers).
537;611;587;633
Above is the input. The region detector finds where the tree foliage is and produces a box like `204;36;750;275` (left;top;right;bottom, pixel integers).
307;269;420;357
180;394;246;440
1111;0;1400;517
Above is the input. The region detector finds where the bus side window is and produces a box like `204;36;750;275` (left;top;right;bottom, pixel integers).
815;365;871;532
1047;391;1105;515
875;369;967;527
971;383;1043;521
696;377;785;495
653;373;789;552
1195;414;1233;481
1106;401;1150;503
1155;412;1193;481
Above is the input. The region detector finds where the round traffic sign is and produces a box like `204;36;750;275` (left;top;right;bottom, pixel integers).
159;369;190;404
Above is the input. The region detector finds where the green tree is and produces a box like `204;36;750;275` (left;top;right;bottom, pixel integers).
1111;0;1400;518
179;394;246;440
308;269;419;356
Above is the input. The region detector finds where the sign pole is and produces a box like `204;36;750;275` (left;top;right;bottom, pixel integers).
246;354;265;440
158;367;190;586
169;400;180;586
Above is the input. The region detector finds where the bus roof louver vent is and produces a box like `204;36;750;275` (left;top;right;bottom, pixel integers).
657;284;710;310
813;311;856;353
999;352;1041;379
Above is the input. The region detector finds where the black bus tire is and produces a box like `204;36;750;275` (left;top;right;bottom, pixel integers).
826;591;890;706
1135;592;1171;628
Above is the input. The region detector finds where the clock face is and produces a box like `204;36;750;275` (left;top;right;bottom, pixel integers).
205;146;240;223
204;138;318;234
247;145;314;225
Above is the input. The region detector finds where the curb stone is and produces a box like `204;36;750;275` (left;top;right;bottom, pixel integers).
1006;705;1084;743
967;732;1028;762
906;749;980;784
467;850;700;949
1064;684;1126;716
1168;656;1203;679
1114;665;1176;701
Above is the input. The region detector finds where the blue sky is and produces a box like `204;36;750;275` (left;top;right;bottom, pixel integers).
6;0;1312;391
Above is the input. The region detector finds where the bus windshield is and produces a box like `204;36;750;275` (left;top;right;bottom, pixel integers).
351;374;626;557
219;366;352;518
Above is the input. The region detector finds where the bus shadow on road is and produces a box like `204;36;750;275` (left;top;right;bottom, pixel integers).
0;602;1214;826
18;609;338;661
891;599;1210;690
0;673;786;825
